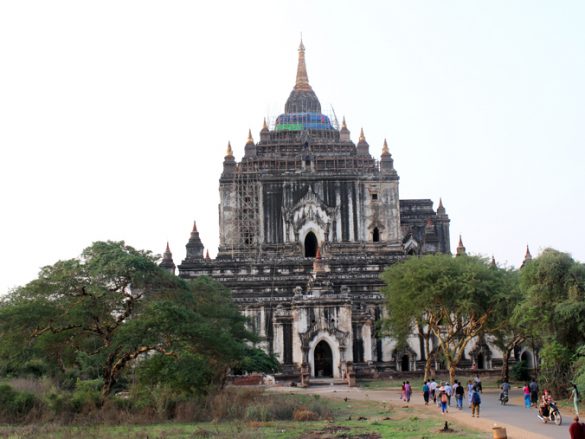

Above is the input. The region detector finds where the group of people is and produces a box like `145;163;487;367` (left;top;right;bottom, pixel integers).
421;377;482;417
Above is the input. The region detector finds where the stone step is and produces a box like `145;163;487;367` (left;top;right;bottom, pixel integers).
310;378;347;386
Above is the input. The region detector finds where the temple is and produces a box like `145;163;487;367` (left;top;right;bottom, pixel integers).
162;41;471;383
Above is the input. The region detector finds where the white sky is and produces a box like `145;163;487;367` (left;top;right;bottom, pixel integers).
1;1;584;294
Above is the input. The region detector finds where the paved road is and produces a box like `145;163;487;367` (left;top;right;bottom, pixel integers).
276;385;572;439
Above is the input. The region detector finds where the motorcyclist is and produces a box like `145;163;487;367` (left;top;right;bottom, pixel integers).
500;380;510;403
539;389;553;420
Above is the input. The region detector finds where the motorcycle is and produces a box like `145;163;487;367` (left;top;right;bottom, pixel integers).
537;402;562;425
499;391;509;405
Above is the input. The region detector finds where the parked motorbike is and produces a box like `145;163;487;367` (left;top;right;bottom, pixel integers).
499;391;509;405
537;402;562;425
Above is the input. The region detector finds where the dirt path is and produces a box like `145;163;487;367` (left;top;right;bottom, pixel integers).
273;385;570;439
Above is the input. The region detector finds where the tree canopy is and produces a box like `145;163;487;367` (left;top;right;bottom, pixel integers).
517;248;585;393
0;241;269;398
381;253;512;382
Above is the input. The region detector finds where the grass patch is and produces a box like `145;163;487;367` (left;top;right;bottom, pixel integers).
0;390;486;439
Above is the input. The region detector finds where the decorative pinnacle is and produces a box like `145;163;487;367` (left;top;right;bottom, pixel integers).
342;116;347;130
359;128;366;143
458;235;464;247
524;245;532;261
491;255;497;267
294;38;312;92
439;198;444;209
382;138;390;155
192;221;198;233
246;129;254;145
165;241;171;253
262;118;268;130
225;141;234;158
205;249;210;260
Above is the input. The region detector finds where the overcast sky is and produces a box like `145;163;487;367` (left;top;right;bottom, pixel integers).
1;1;584;294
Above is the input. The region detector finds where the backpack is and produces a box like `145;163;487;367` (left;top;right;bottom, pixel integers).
441;392;448;403
472;392;481;404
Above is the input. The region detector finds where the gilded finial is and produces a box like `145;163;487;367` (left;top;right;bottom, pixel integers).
382;138;389;155
246;129;254;145
359;128;366;143
226;141;233;157
294;38;312;92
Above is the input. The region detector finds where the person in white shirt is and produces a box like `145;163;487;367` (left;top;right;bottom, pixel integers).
445;382;453;406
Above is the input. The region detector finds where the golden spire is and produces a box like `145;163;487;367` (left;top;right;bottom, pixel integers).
294;38;312;92
246;129;254;145
382;138;389;155
359;128;366;143
341;116;347;130
262;118;268;130
226;141;233;157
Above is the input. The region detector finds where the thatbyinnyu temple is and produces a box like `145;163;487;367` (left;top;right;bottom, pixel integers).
159;41;520;384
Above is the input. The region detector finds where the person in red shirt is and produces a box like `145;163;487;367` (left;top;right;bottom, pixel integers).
569;416;585;439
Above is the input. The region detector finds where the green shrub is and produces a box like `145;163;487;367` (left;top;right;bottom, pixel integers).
0;384;39;421
20;359;48;378
70;378;103;412
511;360;530;382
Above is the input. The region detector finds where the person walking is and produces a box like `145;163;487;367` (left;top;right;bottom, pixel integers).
467;380;474;407
401;381;406;401
440;388;449;415
405;381;412;403
430;379;437;405
455;380;465;410
529;378;539;408
422;381;430;405
571;383;581;416
569;415;585;439
445;381;453;406
471;387;481;418
523;383;531;408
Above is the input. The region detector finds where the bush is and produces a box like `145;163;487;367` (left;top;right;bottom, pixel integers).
511;360;530;382
0;384;39;421
70;378;103;412
540;341;573;397
293;407;319;421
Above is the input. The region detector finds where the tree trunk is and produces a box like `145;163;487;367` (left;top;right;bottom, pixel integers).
501;348;511;383
423;336;433;381
448;364;457;385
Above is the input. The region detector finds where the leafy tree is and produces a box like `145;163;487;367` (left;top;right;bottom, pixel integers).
381;253;509;383
489;268;525;382
518;248;585;350
517;248;585;393
0;241;260;399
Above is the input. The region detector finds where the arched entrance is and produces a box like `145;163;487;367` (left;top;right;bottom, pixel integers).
477;353;485;370
401;355;410;371
313;340;333;377
521;351;533;369
373;227;380;242
304;232;318;258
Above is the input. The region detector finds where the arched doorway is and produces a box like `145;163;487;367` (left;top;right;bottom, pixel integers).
477;353;485;370
314;340;333;377
401;355;410;371
373;227;380;242
521;351;533;369
304;232;318;258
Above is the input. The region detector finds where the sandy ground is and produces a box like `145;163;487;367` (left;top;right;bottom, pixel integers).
271;385;571;439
